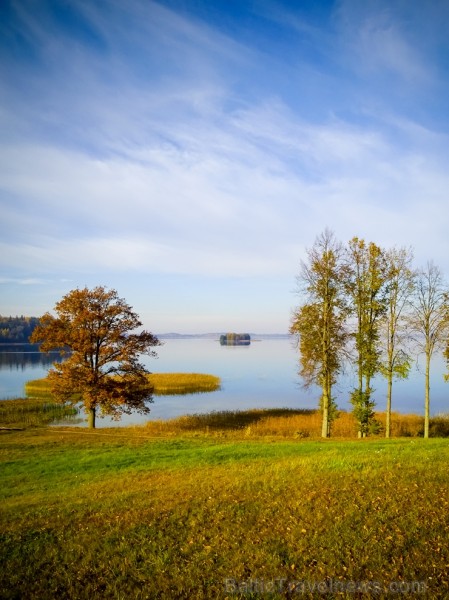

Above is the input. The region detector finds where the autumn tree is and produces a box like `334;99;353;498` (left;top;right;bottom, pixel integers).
346;238;388;437
30;286;161;428
409;263;448;438
379;247;415;438
290;229;348;438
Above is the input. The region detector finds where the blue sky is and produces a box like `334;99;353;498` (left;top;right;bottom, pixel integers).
1;0;449;333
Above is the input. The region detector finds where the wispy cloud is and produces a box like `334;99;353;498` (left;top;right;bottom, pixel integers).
0;277;48;286
1;0;449;329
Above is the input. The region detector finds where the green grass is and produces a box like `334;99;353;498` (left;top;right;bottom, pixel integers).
1;426;449;599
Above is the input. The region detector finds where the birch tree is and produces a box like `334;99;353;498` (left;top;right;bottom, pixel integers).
379;247;415;438
346;238;388;437
290;229;348;438
409;263;448;438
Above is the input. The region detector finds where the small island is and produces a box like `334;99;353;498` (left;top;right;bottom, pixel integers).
219;333;251;346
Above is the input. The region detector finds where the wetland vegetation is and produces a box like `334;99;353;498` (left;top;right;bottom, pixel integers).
25;372;221;400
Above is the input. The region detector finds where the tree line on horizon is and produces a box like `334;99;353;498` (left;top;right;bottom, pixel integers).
0;316;40;343
290;229;449;439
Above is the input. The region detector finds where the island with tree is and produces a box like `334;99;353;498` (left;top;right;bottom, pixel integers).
219;333;251;346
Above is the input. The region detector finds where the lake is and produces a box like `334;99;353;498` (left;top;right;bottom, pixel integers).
0;338;448;427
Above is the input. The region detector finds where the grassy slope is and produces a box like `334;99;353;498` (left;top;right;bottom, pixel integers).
1;428;449;599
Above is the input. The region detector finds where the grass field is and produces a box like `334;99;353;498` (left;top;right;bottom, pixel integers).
1;417;449;598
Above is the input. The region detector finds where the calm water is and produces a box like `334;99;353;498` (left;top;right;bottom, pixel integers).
0;339;448;427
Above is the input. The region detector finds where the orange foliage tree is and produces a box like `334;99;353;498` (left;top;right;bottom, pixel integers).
30;286;161;428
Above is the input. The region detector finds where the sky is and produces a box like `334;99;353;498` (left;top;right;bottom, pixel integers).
1;0;449;334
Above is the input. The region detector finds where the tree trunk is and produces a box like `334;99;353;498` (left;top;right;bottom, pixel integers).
424;352;430;439
357;358;363;437
321;389;329;438
386;373;392;438
88;406;96;429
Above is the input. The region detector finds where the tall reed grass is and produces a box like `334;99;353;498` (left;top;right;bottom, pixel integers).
17;372;449;438
24;372;221;399
0;398;79;427
149;372;220;394
144;408;449;439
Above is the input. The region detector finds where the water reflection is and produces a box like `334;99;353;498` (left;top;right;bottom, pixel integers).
0;344;64;398
1;339;448;427
0;344;62;369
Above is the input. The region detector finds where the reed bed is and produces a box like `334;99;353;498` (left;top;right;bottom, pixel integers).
7;385;449;438
0;398;78;427
149;372;220;394
144;408;449;439
24;372;221;399
24;378;54;399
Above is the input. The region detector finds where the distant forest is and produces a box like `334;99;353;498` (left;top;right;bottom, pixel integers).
0;316;39;343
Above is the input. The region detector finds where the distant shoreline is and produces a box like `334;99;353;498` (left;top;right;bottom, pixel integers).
156;332;292;340
0;334;293;345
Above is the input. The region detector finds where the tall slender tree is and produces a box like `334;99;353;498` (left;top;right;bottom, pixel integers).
379;247;415;438
409;262;448;438
346;238;388;437
443;311;449;383
290;229;348;438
